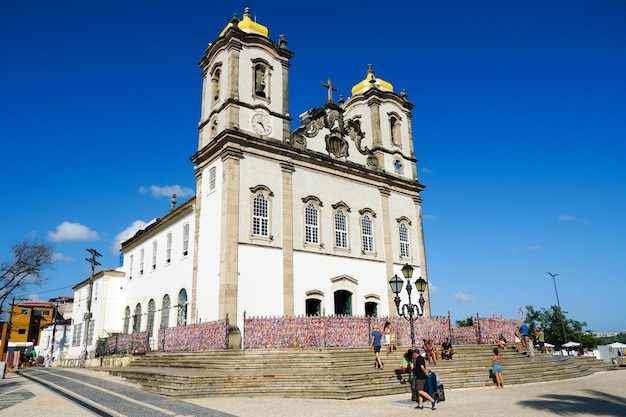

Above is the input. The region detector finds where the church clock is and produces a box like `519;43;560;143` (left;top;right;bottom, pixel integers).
251;113;272;136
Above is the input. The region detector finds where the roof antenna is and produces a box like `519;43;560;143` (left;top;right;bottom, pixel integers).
171;194;177;210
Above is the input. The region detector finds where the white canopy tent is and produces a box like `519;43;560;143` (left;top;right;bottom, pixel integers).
596;342;626;364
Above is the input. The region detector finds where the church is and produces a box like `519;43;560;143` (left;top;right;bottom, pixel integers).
68;8;431;356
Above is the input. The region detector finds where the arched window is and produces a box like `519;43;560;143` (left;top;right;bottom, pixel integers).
334;209;348;248
177;289;188;326
334;290;352;315
147;299;156;334
252;193;269;237
361;214;374;253
365;302;378;317
254;64;266;98
160;294;170;328
306;299;322;316
305;203;319;244
133;303;142;333
123;306;130;334
211;67;221;105
389;114;402;147
399;222;411;258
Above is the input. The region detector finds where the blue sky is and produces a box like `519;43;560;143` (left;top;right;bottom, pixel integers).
1;1;624;333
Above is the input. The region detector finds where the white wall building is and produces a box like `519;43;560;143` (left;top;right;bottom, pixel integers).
68;8;432;356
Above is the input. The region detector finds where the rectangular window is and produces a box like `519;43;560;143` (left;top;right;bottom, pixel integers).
166;233;172;263
334;210;348;248
152;241;157;269
252;193;269;237
305;204;319;244
362;215;374;252
209;167;217;191
129;254;134;279
72;323;83;347
140;249;144;275
182;224;189;256
399;223;411;257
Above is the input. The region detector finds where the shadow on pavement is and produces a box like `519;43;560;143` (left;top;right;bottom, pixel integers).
517;390;626;416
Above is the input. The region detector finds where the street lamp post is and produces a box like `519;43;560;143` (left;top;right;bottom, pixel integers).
546;271;568;345
388;263;428;347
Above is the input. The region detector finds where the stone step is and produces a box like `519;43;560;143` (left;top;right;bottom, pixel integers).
98;345;614;399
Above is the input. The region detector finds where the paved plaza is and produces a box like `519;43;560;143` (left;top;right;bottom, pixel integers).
1;367;625;416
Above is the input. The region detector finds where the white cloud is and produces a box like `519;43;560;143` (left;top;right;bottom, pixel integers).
451;292;473;302
139;185;194;199
111;220;148;253
48;222;100;242
423;214;439;221
421;167;432;174
51;252;73;262
428;281;438;294
559;215;577;221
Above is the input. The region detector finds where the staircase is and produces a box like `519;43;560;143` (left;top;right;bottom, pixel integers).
97;345;615;399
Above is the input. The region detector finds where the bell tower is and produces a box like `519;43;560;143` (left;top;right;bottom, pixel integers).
197;8;294;150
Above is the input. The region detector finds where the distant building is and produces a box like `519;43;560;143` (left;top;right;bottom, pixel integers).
8;301;55;345
67;8;431;358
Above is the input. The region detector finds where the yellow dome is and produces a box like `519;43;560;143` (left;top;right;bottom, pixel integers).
351;64;393;95
219;8;269;38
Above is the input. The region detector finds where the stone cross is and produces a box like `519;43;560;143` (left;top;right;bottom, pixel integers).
322;78;338;102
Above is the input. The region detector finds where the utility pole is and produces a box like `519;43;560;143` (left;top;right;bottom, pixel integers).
48;299;59;366
546;271;568;345
82;249;101;365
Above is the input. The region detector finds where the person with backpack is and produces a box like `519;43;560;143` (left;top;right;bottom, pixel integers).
411;349;438;410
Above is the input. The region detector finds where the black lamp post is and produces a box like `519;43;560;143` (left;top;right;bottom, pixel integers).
389;263;427;347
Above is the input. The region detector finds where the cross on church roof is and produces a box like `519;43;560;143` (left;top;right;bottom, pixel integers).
321;78;338;102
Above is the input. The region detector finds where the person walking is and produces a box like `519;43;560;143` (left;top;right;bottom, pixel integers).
411;349;439;410
370;324;384;369
514;329;523;352
519;321;529;348
383;321;393;355
492;348;504;388
535;327;546;354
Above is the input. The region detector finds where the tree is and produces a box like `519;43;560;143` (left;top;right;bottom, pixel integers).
525;304;599;349
0;240;55;315
455;316;474;327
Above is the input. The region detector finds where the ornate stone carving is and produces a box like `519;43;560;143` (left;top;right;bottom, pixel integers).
290;101;376;167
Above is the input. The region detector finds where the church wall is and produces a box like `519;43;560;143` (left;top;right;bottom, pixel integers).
290;166;385;258
236;244;283;323
195;160;224;323
237;154;284;244
293;251;389;316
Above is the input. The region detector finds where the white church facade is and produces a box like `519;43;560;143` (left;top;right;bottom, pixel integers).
67;8;431;357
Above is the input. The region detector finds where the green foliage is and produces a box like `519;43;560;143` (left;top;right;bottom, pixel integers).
455;316;474;327
525;304;599;349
